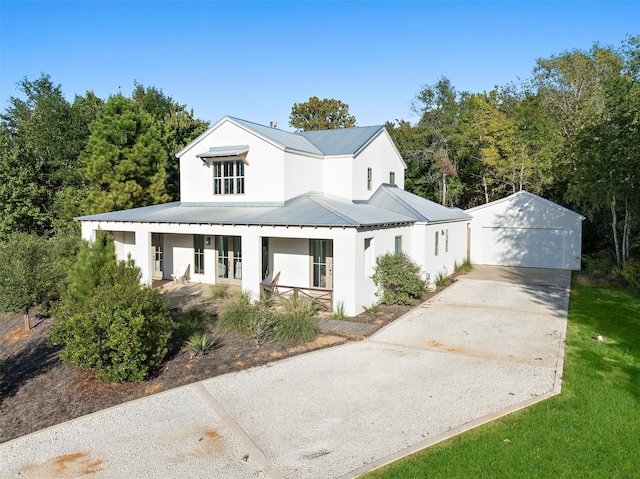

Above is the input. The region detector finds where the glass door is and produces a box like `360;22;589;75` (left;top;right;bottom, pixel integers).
152;233;163;280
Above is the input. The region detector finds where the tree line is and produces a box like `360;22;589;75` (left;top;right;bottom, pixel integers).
1;35;639;332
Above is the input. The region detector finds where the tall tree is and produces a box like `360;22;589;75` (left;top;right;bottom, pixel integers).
131;83;209;200
0;75;94;236
289;96;356;131
81;95;170;214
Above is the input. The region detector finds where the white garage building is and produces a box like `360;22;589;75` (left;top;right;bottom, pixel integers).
466;191;584;270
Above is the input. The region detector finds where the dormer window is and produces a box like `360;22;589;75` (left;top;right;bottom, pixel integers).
196;145;248;196
213;160;245;195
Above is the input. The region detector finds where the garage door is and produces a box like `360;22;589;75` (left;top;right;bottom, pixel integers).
481;227;565;269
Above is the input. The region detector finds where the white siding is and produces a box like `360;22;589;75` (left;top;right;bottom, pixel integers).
467;192;583;270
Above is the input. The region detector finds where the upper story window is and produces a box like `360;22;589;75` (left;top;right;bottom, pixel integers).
213;160;245;195
367;167;372;191
389;171;395;184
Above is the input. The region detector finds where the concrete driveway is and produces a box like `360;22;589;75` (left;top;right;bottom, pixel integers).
0;266;571;479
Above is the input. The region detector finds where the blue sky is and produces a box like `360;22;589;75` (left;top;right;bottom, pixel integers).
1;1;638;130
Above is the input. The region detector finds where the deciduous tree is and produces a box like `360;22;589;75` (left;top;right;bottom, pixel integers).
289;96;356;131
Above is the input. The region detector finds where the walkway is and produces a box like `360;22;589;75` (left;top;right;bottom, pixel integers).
0;267;571;479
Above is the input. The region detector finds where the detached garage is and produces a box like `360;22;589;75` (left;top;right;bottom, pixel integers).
466;191;584;270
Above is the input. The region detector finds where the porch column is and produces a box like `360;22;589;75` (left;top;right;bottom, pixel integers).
242;229;262;301
135;229;153;287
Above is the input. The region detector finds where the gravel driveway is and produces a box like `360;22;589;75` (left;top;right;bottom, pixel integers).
0;267;571;479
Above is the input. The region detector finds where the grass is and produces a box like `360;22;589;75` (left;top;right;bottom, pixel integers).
364;276;640;478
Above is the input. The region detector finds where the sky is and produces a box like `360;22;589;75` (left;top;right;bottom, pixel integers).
1;1;638;130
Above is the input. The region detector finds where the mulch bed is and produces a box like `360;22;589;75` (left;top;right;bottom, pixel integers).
0;283;450;445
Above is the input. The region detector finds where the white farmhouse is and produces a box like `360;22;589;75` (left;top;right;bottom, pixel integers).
78;116;471;316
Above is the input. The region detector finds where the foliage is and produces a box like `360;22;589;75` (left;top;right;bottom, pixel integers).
614;259;640;291
216;291;252;334
0;232;57;330
81;95;170;214
0;74;102;236
49;237;173;382
185;332;215;356
272;296;319;344
176;307;211;340
435;272;453;287
332;301;346;320
248;296;278;347
131;83;210;200
371;252;427;305
455;258;473;273
364;279;640;478
289;96;356;131
363;302;379;316
209;284;230;301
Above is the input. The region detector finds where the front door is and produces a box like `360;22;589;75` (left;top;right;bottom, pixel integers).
311;239;332;289
152;233;164;280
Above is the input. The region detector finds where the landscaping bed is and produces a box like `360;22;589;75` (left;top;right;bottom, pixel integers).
0;298;418;444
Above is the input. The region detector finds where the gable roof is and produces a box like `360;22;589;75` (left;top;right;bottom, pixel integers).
77;185;469;228
466;190;585;220
177;116;386;158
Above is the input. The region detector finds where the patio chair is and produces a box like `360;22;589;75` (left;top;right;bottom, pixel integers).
263;271;280;295
171;264;191;283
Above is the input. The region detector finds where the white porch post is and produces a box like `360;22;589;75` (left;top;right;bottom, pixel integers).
332;230;359;316
136;230;153;287
242;228;262;301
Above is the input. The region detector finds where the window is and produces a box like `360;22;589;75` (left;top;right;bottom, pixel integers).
435;231;439;256
389;171;395;184
194;234;205;274
445;229;449;253
213;160;245;195
367;167;372;191
395;235;402;253
262;237;269;280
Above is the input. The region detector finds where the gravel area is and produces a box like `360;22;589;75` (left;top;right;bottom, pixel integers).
0;269;571;479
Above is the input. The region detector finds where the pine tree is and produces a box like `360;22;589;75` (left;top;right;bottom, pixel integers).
82;95;170;214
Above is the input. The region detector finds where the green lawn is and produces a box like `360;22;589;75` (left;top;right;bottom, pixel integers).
364;278;640;479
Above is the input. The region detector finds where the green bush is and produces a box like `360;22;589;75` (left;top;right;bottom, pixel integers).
217;291;252;334
371;252;427;305
49;236;174;382
615;259;640;291
272;296;319;343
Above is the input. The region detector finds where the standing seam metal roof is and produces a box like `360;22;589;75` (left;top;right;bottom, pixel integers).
77;185;469;227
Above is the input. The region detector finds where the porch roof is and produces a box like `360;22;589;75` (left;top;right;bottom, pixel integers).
76;185;470;228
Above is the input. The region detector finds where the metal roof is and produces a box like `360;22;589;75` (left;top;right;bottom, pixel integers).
78;185;470;228
297;126;384;156
196;145;249;159
368;185;472;223
466;190;585;220
222;117;386;157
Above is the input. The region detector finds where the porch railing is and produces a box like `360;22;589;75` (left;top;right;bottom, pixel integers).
260;283;333;311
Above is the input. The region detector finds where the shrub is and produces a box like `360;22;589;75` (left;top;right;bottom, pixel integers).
363;302;379;315
49;237;174;382
272;296;319;343
435;271;453;286
217;291;252;334
456;258;473;273
186;332;215;356
176;307;210;340
248;297;278;347
371;252;427;305
615;259;640;291
209;284;229;301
